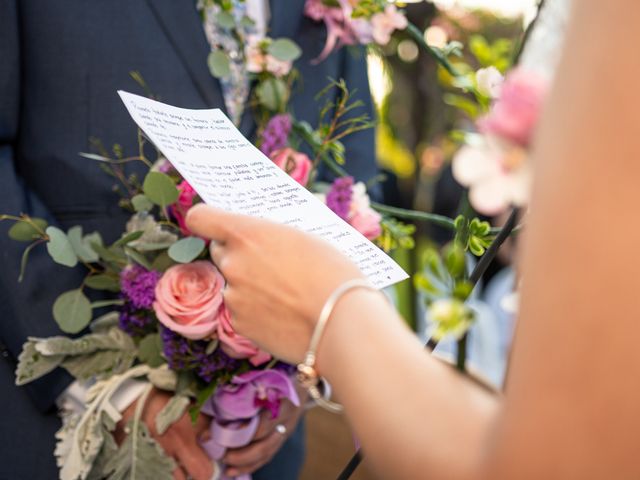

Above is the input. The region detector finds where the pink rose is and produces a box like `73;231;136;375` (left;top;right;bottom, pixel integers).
153;261;225;340
270;148;312;186
217;306;271;366
478;68;548;147
170;180;198;236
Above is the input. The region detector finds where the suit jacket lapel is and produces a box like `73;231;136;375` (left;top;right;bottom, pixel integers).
268;0;305;39
144;0;224;109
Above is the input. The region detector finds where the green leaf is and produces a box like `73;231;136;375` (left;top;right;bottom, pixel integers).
14;340;64;386
256;78;288;112
104;422;175;480
240;15;256;29
142;172;179;208
215;11;235;29
46;226;78;268
207;50;231;79
131;194;154;213
150;251;176;272
155;395;190;435
267;38;302;62
53;289;92;334
190;380;218;423
113;230;145;247
63;349;136;381
125;247;153;270
138;333;165;368
86;421;119;480
91;242;127;266
167;237;205;264
18;241;41;283
148;368;178;392
85;274;121;293
8;218;47;242
90;312;120;333
67;226;100;263
90;299;125;309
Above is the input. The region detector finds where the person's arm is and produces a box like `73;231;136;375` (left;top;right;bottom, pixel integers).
186;1;640;477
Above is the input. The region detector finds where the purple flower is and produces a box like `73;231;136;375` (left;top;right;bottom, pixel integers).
203;369;300;421
120;265;161;310
326;176;354;220
118;301;155;337
160;327;241;382
259;114;292;157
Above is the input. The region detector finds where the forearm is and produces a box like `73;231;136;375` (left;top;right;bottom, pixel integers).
316;290;499;479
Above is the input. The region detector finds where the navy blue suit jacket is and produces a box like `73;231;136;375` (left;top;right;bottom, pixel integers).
0;1;376;478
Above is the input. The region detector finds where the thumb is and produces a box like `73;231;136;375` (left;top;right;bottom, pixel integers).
186;204;237;243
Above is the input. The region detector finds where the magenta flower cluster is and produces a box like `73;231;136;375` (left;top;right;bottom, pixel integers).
326;176;354;220
259;114;292;156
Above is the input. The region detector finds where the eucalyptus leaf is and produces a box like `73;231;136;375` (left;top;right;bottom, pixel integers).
256;78;288;112
8;218;47;242
104;422;175;480
67;226;100;263
138;333;165;368
53;289;92;334
142;172;179;208
168;237;205;264
14;340;64;386
208;50;231;79
155;395;190;435
267;38;302;62
85;274;121;293
215;11;235;29
131;194;154;213
46;226;78;268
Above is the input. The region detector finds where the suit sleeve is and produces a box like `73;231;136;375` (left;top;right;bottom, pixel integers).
0;0;76;412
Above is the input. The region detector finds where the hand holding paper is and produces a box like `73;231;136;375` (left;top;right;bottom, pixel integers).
118;91;407;289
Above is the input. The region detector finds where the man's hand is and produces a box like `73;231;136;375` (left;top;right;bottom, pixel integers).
221;396;306;478
114;387;215;480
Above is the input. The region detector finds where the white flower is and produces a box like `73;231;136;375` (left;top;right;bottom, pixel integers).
427;298;474;341
245;36;292;77
371;5;408;45
265;55;292;77
452;137;531;216
476;66;504;99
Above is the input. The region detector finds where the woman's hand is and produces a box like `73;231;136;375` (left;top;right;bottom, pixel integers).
185;204;364;364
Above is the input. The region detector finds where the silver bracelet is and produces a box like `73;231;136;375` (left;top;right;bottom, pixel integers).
296;278;381;413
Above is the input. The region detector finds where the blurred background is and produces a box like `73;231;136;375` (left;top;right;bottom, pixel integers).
300;0;538;478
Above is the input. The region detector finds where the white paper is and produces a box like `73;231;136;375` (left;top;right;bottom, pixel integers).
118;91;408;289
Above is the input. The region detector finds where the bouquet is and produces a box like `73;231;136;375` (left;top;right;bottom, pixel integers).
1;1;551;478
